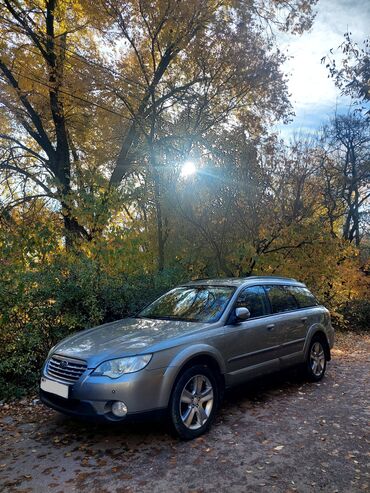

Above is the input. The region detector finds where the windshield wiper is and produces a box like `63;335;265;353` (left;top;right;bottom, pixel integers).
137;315;199;322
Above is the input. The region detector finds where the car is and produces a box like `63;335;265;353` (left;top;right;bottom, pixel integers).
40;276;334;439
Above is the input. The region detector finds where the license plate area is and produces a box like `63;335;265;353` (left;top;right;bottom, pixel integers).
40;377;69;399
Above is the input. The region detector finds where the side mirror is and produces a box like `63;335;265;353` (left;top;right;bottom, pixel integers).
235;307;251;321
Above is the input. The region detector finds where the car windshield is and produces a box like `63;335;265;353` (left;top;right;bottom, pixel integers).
137;286;235;323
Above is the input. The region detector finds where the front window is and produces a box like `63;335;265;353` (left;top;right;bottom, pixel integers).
137;286;235;323
236;286;269;318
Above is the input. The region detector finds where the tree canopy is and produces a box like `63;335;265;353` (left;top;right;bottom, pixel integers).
0;0;317;243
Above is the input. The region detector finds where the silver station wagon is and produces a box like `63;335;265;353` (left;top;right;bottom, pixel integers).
40;276;334;439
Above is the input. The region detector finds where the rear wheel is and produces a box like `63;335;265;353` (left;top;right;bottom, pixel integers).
305;337;327;381
169;364;219;440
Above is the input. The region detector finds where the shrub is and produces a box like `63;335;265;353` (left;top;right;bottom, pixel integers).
0;249;187;399
335;299;370;332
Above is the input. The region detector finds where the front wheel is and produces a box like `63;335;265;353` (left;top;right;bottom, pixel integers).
169;364;219;440
305;337;327;381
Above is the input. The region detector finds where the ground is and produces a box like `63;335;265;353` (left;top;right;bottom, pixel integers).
0;332;369;493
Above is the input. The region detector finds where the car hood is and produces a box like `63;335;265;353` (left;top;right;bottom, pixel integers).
52;317;209;367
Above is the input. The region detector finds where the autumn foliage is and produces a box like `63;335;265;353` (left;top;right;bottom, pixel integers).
0;1;368;398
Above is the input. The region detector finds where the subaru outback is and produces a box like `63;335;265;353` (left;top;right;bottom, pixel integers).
40;276;334;439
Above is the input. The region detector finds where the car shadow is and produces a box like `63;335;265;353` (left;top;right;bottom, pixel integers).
222;366;307;409
41;366;309;444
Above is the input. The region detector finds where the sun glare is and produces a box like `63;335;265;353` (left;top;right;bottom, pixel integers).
180;160;197;178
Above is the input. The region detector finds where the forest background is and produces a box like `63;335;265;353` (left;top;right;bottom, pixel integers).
0;0;368;398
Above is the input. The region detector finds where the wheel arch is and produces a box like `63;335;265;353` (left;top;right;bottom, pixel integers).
159;345;225;407
304;325;331;361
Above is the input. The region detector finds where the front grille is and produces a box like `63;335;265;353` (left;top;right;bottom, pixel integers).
47;355;87;383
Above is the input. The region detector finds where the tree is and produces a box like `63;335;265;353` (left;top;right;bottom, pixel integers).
100;0;318;269
159;132;325;277
325;33;370;108
320;113;370;246
0;0;96;246
0;0;317;258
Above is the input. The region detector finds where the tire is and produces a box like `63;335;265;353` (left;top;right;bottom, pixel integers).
305;336;327;381
169;364;219;440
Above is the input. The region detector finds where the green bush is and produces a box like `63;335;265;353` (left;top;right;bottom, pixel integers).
0;251;187;400
335;299;370;332
1;221;368;400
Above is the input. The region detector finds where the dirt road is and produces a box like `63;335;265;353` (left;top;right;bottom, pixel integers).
0;332;369;493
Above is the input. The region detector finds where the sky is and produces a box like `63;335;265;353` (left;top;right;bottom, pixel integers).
277;0;370;138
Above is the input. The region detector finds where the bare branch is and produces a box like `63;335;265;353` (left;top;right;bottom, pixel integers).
0;133;47;162
0;161;53;195
0;58;55;159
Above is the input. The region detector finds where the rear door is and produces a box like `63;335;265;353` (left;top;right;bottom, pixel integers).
283;286;320;361
223;286;280;384
264;284;306;365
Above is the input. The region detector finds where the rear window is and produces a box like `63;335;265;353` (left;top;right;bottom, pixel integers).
286;286;318;308
265;285;298;313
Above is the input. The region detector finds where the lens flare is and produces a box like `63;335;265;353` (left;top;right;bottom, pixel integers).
180;160;196;178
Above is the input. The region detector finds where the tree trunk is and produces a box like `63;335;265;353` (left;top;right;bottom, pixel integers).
152;168;165;272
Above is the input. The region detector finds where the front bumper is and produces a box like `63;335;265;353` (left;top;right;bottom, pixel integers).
39;389;166;422
40;365;169;421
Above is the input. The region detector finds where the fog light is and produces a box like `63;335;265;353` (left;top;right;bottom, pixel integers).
111;401;128;417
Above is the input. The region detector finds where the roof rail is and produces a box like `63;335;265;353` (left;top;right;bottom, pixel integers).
188;275;299;282
247;275;298;282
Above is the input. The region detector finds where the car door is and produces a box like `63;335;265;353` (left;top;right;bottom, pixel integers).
280;286;320;365
264;285;305;365
223;286;280;385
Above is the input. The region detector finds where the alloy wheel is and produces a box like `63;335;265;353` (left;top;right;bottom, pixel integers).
310;341;326;377
179;374;214;430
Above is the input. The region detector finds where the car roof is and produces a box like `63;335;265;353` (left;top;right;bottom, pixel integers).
184;276;306;288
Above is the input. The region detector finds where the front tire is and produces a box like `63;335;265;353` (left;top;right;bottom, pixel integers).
169;364;219;440
305;337;327;381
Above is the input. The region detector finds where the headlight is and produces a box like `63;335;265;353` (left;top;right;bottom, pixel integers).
91;354;152;379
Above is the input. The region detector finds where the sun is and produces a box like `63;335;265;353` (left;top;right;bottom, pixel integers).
180;160;197;178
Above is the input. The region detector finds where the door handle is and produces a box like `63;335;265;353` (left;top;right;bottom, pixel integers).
266;324;275;330
301;317;308;322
